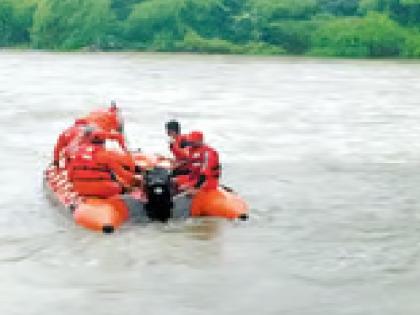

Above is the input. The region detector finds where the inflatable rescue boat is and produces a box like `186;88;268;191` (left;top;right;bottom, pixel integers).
44;152;249;233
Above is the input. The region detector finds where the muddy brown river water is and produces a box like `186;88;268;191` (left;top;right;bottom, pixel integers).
1;51;420;314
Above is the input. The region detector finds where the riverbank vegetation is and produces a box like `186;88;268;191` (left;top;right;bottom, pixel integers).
1;0;420;57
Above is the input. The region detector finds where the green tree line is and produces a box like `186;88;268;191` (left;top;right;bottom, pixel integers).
1;0;420;57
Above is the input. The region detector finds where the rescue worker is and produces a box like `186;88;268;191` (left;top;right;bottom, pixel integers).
177;131;221;194
165;120;190;176
67;128;138;198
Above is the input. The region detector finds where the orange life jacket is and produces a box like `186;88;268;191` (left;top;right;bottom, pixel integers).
189;145;220;179
68;143;113;182
178;145;221;190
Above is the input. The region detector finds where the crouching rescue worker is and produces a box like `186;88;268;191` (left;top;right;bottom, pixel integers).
165;120;190;176
176;131;221;194
67;128;138;198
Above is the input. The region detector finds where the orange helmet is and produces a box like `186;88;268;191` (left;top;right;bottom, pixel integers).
86;110;120;132
188;131;204;144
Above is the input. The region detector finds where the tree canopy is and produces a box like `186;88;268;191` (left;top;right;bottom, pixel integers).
1;0;420;57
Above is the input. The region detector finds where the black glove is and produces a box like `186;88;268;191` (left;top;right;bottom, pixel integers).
194;174;206;189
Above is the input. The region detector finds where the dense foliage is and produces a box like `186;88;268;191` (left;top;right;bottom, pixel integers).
1;0;420;57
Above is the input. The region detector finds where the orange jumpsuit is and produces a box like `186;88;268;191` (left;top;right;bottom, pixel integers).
176;144;221;190
68;143;135;198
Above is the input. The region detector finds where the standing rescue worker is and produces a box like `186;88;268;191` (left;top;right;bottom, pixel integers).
165;120;190;176
177;131;221;193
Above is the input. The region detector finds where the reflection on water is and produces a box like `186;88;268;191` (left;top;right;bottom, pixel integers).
1;52;420;314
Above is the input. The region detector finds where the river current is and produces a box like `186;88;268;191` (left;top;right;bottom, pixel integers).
1;51;420;314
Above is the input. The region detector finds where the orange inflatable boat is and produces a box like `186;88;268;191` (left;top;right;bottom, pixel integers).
44;152;249;233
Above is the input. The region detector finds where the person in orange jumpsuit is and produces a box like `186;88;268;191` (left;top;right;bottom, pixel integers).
67;130;138;198
165;120;191;176
176;131;221;193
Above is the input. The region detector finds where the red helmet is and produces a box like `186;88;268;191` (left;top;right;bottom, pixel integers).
188;131;204;144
